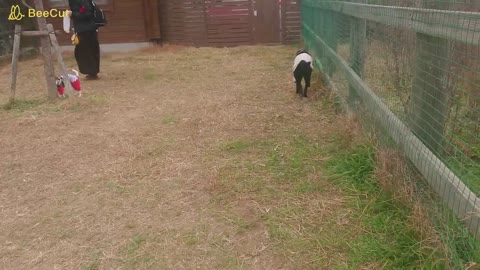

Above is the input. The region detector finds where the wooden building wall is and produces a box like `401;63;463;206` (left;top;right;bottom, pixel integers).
44;0;159;46
159;0;301;47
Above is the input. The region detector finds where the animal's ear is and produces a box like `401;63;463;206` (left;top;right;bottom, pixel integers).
296;49;308;55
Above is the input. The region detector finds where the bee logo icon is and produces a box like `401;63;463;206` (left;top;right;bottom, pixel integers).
8;5;25;21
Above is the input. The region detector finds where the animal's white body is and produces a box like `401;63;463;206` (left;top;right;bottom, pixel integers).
292;53;314;72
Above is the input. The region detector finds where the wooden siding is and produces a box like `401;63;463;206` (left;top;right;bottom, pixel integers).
44;0;149;46
3;0;300;47
206;0;253;46
161;0;301;47
281;0;301;44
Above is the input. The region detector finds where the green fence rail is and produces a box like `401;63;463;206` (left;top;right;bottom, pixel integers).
301;0;480;240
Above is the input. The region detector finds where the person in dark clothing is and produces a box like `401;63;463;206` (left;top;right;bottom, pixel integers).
68;0;100;80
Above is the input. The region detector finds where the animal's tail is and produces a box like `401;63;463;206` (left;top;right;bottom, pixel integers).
71;69;79;76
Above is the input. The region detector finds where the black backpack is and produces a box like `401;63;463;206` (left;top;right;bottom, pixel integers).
91;1;106;27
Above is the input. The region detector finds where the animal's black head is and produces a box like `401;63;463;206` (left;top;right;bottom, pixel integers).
296;49;309;56
56;76;65;87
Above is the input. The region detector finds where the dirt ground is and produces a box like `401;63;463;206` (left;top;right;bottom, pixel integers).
0;45;355;269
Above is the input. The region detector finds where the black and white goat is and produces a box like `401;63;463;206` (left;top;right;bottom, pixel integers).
292;49;313;98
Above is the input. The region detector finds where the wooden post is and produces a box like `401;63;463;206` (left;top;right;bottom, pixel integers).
21;30;63;37
34;0;57;99
303;23;480;239
408;0;453;155
348;0;366;107
324;10;338;77
47;24;74;97
10;25;22;103
409;33;451;155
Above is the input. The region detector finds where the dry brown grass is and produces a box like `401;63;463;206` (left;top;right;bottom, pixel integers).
374;148;446;260
0;44;359;269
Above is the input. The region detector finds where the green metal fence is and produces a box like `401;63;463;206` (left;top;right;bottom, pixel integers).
301;0;480;240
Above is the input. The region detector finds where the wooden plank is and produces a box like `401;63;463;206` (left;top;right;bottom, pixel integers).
164;33;206;39
409;32;451;154
164;27;207;33
165;7;205;12
10;25;21;103
207;39;252;44
303;0;480;45
207;27;250;32
207;21;250;29
207;37;252;42
207;14;250;18
303;22;480;240
166;18;206;24
34;0;57;99
207;33;251;39
281;0;301;44
207;17;250;22
207;21;250;26
166;18;205;23
285;16;301;20
285;23;301;27
21;30;63;36
348;0;366;106
205;1;250;6
207;28;251;34
207;12;250;17
143;0;161;40
47;24;74;97
207;28;250;33
166;13;205;17
166;15;205;20
164;25;206;30
209;40;252;44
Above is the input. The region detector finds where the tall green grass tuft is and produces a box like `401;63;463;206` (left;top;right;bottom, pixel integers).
325;143;447;269
2;98;44;112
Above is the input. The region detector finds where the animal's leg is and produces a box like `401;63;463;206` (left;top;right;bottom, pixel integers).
296;81;302;95
303;66;313;98
293;68;303;95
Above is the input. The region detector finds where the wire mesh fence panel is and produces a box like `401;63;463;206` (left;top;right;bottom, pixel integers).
302;0;480;243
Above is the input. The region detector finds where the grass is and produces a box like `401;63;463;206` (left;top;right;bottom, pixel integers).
2;98;45;112
123;233;156;269
161;114;177;125
325;144;433;268
80;251;101;270
213;134;400;268
223;140;252;153
2;43;478;269
143;68;158;81
1;94;109;115
319;38;480;268
214;120;480;269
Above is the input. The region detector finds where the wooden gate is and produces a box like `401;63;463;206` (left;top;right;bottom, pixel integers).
281;0;301;44
252;0;281;44
160;0;301;47
206;0;253;46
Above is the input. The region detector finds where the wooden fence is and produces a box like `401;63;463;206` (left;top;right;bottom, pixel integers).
160;0;301;47
281;0;301;44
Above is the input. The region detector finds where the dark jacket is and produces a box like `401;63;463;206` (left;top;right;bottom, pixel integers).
68;0;97;33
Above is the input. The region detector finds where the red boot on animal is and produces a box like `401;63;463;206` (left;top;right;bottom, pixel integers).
56;69;82;98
